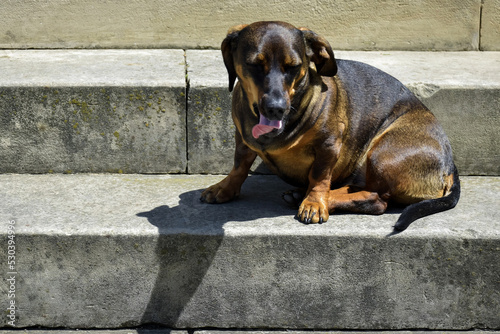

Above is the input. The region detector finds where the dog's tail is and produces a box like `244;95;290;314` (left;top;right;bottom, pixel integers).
393;164;461;232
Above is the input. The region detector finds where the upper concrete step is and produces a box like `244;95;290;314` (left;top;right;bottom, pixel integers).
0;174;498;329
1;1;499;50
1;50;499;175
187;50;500;176
0;50;187;174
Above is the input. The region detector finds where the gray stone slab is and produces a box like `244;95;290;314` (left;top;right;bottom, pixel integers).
0;174;498;329
481;0;500;50
186;50;500;175
1;50;499;175
186;50;270;174
199;332;500;334
185;51;234;173
0;0;483;50
0;50;187;173
0;332;498;334
0;331;186;334
0;50;186;87
200;332;500;334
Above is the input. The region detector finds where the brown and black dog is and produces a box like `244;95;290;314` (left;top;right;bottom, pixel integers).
200;21;460;231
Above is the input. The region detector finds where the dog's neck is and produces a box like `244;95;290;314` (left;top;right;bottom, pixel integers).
286;66;327;133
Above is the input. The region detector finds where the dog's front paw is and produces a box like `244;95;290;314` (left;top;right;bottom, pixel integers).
200;179;240;204
297;197;329;224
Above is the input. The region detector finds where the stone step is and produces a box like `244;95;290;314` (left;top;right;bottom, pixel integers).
1;50;499;175
0;331;499;334
1;1;498;50
0;328;500;334
0;49;187;174
0;174;499;329
187;50;500;176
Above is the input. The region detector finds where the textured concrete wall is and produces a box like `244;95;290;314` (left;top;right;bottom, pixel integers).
0;0;490;50
0;50;187;174
482;0;500;50
1;50;499;175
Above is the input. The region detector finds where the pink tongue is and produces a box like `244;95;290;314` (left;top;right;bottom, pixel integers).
252;114;283;139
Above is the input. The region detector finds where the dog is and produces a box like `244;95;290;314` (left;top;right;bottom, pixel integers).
200;21;460;231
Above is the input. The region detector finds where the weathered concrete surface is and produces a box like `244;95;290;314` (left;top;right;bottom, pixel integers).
481;0;500;50
0;332;499;334
0;0;485;50
0;331;186;334
200;332;500;334
186;50;270;174
0;50;186;173
187;50;500;175
0;332;498;334
1;50;499;175
186;51;234;173
0;174;498;329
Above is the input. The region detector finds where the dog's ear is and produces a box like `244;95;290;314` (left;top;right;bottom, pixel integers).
221;24;248;92
300;28;337;77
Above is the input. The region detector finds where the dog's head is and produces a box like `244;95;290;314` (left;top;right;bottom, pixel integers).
221;21;337;139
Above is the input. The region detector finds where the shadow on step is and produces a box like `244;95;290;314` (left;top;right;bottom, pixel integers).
135;175;292;327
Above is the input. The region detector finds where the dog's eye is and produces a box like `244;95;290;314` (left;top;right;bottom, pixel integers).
246;62;264;72
285;63;302;72
247;62;259;68
286;62;302;69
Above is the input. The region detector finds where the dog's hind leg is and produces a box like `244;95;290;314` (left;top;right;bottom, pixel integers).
327;189;388;215
283;186;351;208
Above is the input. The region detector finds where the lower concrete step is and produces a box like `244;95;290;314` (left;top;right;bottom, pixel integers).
1;174;498;329
1;50;499;175
0;329;500;334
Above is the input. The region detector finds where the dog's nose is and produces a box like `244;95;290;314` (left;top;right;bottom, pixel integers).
261;94;287;119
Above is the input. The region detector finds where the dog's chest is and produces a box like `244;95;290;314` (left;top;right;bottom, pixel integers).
257;142;315;187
